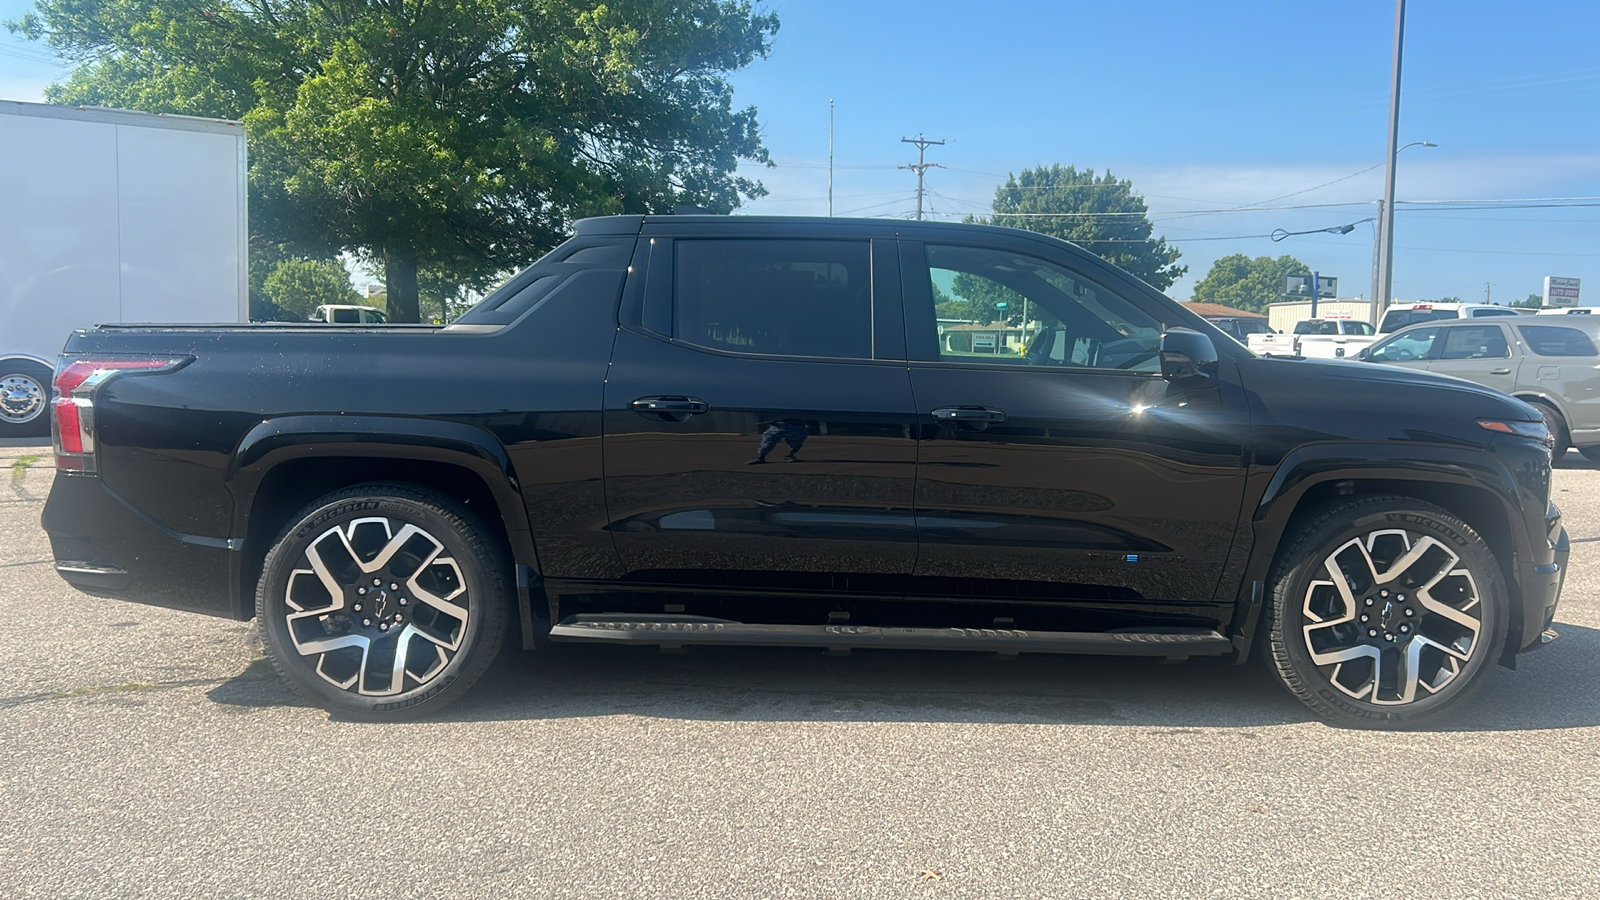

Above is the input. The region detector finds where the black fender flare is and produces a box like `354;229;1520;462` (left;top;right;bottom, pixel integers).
225;416;538;616
1228;441;1533;655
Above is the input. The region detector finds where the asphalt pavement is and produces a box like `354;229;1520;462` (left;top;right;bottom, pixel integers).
2;438;1598;899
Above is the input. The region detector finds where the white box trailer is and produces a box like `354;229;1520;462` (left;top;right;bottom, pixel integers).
0;100;247;436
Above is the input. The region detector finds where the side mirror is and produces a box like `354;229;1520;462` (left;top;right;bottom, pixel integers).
1161;328;1217;381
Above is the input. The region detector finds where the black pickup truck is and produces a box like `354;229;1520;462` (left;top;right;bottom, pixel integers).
42;215;1568;726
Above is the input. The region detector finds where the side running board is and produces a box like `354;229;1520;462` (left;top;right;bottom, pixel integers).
548;614;1232;658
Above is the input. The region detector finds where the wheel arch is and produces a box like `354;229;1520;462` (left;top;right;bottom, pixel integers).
1235;443;1533;661
226;415;537;620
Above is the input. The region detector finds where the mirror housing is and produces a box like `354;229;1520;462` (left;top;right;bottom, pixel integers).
1161;328;1217;381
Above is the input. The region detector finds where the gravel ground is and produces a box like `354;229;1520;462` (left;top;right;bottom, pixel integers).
2;438;1597;899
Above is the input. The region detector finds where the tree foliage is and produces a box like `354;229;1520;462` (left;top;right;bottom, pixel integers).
261;257;361;318
1190;253;1311;314
1512;294;1544;309
971;165;1185;292
10;0;779;321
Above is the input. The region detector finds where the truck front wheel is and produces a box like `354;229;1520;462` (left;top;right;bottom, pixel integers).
256;483;510;720
1265;495;1508;728
0;360;52;437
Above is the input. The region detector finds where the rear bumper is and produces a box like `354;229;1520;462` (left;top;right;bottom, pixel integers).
41;473;235;618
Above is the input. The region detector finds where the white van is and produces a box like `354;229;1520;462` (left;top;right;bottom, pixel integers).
309;304;388;325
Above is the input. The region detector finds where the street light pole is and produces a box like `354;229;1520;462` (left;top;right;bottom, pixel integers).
1374;0;1408;322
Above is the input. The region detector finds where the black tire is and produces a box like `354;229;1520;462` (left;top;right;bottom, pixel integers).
1265;495;1508;729
1526;400;1569;456
1579;445;1600;464
0;359;53;438
256;483;510;720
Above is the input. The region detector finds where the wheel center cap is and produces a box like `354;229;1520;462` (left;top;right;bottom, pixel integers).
369;589;391;619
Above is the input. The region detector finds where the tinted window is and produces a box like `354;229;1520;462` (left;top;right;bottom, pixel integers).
331;308;359;323
1518;325;1600;357
675;240;871;359
1380;308;1455;332
924;244;1163;371
1470;307;1520;317
1437;325;1509;360
1294;320;1339;335
1367;327;1438;362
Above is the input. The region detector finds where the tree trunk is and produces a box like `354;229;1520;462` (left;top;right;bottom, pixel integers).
384;248;420;324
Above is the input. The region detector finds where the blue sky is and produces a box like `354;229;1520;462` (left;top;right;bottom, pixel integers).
5;0;1599;304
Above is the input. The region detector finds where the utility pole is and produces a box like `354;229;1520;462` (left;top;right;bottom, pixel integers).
828;99;834;217
1375;0;1407;322
1485;282;1492;303
900;133;944;221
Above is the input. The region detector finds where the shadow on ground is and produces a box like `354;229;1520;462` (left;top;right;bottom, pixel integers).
207;621;1600;732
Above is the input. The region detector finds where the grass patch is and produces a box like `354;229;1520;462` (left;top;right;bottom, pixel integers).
10;454;40;487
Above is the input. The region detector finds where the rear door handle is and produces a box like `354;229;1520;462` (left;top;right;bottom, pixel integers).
632;396;710;420
931;406;1007;423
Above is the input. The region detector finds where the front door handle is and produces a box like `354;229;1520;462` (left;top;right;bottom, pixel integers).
632;396;710;422
1489;368;1511;375
931;406;1007;423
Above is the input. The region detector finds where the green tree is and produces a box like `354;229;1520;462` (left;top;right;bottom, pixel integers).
1190;253;1310;314
1511;293;1544;309
11;0;778;322
262;258;361;318
971;165;1185;291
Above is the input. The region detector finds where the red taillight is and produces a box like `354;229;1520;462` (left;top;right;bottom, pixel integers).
52;357;187;473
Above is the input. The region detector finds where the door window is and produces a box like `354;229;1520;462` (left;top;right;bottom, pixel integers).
1437;325;1509;360
674;239;872;359
922;244;1163;372
1517;325;1599;357
1367;327;1438;362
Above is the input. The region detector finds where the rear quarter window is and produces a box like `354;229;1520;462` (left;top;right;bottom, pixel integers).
1517;325;1600;357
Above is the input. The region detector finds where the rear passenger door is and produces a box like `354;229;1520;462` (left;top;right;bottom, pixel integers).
1513;323;1600;440
601;229;920;595
1426;323;1516;393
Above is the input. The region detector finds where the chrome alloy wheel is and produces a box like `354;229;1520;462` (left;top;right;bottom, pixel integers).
283;517;471;696
0;373;46;425
1301;528;1482;706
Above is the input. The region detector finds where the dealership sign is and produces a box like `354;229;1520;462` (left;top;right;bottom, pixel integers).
1544;276;1581;307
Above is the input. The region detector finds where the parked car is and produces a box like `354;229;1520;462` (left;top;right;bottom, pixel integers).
1359;317;1600;460
310;304;388;324
1203;316;1274;345
1247;316;1377;359
1535;307;1594;316
1378;302;1522;333
41;214;1567;728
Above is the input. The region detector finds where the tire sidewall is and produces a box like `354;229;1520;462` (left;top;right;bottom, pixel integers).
257;488;507;718
1269;501;1509;726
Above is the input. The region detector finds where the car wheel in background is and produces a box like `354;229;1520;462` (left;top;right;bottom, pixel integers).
257;483;510;720
1580;446;1600;463
0;360;53;438
1526;401;1569;456
1265;495;1507;729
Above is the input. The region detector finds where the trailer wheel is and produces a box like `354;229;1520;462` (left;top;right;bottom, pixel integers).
0;360;52;437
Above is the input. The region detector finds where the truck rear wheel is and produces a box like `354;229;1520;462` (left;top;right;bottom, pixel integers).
0;360;52;437
1265;495;1508;728
256;483;510;720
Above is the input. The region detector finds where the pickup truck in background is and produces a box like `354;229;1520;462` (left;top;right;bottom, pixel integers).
1248;316;1378;359
40;214;1568;728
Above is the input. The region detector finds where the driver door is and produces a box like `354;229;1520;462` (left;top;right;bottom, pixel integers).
900;238;1251;605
